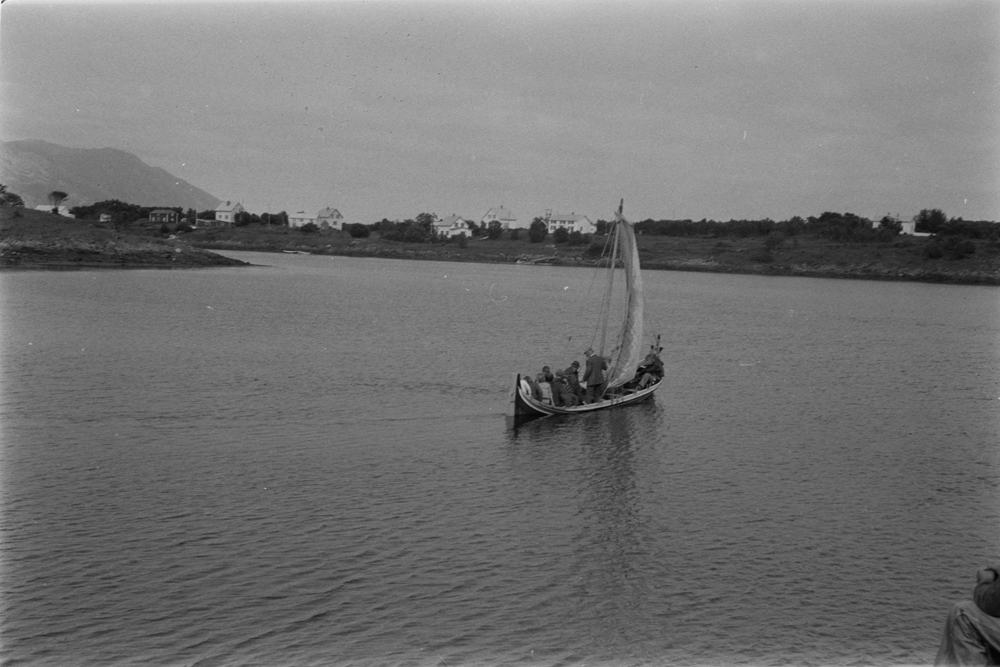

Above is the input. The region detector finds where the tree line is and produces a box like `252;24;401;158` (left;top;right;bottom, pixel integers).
2;184;996;253
633;209;1000;242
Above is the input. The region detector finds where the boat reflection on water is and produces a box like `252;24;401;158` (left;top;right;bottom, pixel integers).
502;403;678;656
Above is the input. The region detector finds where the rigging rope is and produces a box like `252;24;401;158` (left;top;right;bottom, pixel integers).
597;221;620;357
582;223;617;355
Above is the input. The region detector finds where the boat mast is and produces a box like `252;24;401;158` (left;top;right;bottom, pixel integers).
604;200;646;389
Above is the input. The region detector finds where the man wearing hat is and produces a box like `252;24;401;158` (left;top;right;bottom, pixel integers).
561;360;584;403
582;348;608;404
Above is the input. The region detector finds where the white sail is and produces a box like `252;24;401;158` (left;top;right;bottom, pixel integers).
604;206;645;389
506;200;661;426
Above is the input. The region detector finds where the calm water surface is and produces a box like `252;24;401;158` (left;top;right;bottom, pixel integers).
2;252;999;666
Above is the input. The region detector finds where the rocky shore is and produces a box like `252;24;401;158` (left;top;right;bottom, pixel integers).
0;207;248;270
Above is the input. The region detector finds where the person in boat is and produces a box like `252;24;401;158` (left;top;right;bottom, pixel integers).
582;348;608;404
637;348;664;389
551;373;579;407
535;372;554;405
521;373;541;401
935;563;1000;665
561;360;584;402
541;366;555;383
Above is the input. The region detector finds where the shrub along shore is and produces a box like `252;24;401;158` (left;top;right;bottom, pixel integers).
190;214;1000;285
0;207;248;269
3;205;998;285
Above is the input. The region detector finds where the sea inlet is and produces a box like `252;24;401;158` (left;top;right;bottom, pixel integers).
2;251;998;665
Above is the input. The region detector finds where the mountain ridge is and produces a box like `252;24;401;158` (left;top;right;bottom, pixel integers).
0;139;220;211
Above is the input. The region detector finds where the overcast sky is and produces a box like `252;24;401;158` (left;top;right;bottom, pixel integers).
2;0;998;223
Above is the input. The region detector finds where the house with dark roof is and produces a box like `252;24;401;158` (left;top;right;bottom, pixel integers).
149;209;178;225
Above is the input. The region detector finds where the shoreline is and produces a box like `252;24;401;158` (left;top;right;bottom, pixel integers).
4;207;997;285
203;243;1000;286
0;245;250;270
0;207;249;270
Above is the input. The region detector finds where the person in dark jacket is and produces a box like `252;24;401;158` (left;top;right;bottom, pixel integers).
561;360;584;402
936;564;1000;665
637;348;664;389
582;348;607;404
551;374;578;407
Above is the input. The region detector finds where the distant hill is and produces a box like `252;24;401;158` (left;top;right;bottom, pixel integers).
0;139;220;211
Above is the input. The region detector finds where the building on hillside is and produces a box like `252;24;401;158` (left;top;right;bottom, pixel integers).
288;210;318;228
196;218;227;228
899;221;932;236
33;205;74;218
871;218;931;237
316;207;344;230
544;211;595;234
149;209;179;225
434;214;472;238
482;205;519;229
214;201;245;225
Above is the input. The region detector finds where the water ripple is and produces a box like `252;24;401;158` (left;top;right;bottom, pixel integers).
3;261;999;666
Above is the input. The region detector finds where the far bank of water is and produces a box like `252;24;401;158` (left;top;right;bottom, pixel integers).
192;237;1000;285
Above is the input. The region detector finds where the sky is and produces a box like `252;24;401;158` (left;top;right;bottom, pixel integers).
1;0;998;224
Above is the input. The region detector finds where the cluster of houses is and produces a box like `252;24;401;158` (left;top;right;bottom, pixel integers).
200;201;599;238
31;199;593;237
32;200;935;239
427;208;598;238
194;201;348;231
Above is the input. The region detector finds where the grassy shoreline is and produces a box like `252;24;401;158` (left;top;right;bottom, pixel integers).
0;207;248;270
192;225;1000;286
4;206;998;285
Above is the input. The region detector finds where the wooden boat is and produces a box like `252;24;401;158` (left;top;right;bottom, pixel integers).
507;372;661;424
506;200;662;426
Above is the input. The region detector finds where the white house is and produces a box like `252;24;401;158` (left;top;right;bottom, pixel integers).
898;220;931;237
214;201;245;225
34;205;74;218
288;210;318;228
871;218;932;237
545;211;596;234
316;207;344;230
433;214;472;238
482;205;519;229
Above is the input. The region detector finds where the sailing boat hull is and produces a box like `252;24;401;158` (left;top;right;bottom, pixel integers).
506;373;661;427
